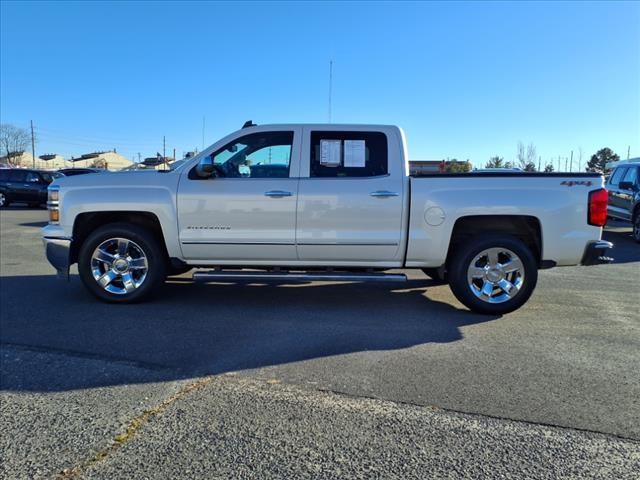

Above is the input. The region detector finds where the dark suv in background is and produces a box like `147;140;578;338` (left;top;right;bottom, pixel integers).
607;161;640;243
0;168;64;208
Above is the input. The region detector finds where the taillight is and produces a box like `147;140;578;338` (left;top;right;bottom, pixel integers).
588;188;608;227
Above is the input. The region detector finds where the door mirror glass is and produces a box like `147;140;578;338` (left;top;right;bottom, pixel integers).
195;156;215;178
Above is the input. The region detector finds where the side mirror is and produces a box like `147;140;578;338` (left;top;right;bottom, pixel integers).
195;156;215;178
618;181;633;190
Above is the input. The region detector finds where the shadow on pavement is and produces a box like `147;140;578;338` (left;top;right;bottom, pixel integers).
18;221;48;228
0;275;497;392
603;224;639;264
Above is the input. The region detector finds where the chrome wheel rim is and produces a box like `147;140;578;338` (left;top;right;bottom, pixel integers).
467;247;524;304
91;237;148;295
0;193;5;206
634;217;640;240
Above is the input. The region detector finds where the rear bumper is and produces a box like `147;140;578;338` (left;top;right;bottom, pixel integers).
580;240;614;266
43;236;72;279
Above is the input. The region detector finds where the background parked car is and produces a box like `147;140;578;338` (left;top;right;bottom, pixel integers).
57;167;102;176
0;168;64;208
606;161;640;242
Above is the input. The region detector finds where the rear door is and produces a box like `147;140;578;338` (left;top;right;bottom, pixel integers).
178;127;302;262
295;127;405;264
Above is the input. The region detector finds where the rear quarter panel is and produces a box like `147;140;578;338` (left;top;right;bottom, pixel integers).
406;175;604;267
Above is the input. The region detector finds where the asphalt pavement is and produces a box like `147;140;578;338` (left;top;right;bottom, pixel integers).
1;207;639;479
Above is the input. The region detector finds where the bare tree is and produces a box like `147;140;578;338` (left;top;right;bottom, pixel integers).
516;141;526;169
526;143;537;164
0;124;31;166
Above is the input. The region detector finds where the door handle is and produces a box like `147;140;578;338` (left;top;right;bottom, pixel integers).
370;190;399;198
264;190;293;198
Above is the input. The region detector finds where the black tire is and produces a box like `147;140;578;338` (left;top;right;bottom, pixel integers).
78;222;167;303
421;267;447;284
633;213;640;244
0;191;9;208
448;235;538;315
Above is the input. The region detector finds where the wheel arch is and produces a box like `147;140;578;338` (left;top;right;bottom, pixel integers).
71;211;170;264
445;215;543;269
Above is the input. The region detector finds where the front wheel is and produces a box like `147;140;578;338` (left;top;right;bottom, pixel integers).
0;192;9;208
447;235;538;315
633;214;640;243
78;223;167;303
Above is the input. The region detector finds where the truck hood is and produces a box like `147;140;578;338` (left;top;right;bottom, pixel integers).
51;170;179;190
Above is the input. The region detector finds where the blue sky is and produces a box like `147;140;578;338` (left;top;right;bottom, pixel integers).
1;1;638;169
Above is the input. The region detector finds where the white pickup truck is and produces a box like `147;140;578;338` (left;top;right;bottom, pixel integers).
42;123;613;314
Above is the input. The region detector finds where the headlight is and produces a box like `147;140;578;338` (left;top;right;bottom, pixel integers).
48;186;60;224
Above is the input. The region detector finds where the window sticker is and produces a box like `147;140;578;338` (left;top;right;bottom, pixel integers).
320;139;342;167
344;140;366;168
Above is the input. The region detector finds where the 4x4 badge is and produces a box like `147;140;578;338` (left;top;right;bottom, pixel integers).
561;180;593;187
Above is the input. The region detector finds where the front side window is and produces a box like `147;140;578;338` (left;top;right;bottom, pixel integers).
26;172;41;183
40;172;59;183
207;131;293;179
310;131;388;178
622;166;638;186
608;167;626;186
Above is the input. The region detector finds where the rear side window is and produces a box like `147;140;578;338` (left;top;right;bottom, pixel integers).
310;131;388;178
8;170;27;182
608;168;626;186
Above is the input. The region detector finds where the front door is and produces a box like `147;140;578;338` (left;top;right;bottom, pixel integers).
178;128;301;263
607;167;629;220
23;171;46;204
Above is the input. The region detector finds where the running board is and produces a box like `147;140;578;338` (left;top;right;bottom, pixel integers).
192;270;407;283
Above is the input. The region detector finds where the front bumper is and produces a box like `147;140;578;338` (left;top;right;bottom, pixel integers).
43;236;72;279
581;240;614;266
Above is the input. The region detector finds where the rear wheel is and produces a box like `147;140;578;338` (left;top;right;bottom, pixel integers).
633;213;640;243
448;235;537;315
78;223;167;303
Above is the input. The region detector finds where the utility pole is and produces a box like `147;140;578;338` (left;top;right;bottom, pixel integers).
30;120;36;168
578;148;583;172
328;60;333;123
628;145;631;159
569;150;573;172
163;136;166;160
565;157;568;172
137;152;141;163
557;155;561;172
202;116;205;150
538;156;541;172
173;148;176;162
